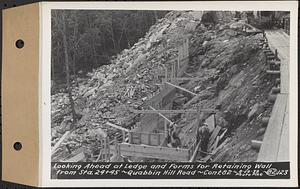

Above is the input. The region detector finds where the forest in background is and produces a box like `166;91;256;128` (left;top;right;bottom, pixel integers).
51;10;168;88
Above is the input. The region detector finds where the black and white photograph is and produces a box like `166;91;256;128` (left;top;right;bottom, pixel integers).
50;9;290;165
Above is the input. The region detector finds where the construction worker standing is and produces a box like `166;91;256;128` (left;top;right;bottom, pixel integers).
171;130;181;148
196;120;210;153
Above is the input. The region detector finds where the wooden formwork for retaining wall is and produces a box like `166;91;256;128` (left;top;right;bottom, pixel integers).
138;39;190;133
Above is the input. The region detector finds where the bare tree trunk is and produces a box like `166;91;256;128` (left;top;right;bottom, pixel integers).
87;13;98;65
125;32;131;49
72;12;78;77
154;11;158;22
110;13;117;52
72;12;79;86
61;12;77;129
117;20;127;51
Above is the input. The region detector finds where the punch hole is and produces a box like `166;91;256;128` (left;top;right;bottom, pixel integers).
15;39;24;49
13;142;22;151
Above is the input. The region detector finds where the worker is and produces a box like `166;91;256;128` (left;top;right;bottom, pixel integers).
196;120;210;153
166;128;172;147
262;29;266;39
171;129;181;148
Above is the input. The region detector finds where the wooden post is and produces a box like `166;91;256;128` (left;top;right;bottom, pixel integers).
158;134;161;146
103;138;107;161
174;62;177;78
122;130;125;142
266;70;280;75
114;137;120;157
107;137;110;162
128;132;132;144
269;94;277;102
262;117;269;126
196;106;204;129
271;87;280;94
164;119;168;137
139;132;142;144
148;133;151;145
251;140;262;150
165;67;168;83
177;58;180;75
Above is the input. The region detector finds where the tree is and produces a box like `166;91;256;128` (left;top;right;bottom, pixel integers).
61;12;78;129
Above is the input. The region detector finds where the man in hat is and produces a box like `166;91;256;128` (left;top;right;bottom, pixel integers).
171;129;181;148
196;119;210;154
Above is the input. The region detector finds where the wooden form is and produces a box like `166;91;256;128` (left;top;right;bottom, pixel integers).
162;39;189;82
118;143;190;161
129;131;166;146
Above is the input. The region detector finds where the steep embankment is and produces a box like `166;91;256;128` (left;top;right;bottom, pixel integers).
176;23;275;161
52;11;274;162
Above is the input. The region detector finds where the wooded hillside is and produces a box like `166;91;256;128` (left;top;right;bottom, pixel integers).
51;10;168;88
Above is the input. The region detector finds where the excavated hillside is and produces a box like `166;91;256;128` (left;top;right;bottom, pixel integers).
52;11;274;162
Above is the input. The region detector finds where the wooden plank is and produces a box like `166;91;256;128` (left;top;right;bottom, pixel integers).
208;126;222;148
189;140;202;162
201;138;230;162
257;94;288;161
63;152;85;162
277;99;289;161
165;82;197;96
149;105;175;125
171;77;203;81
280;63;289;94
206;114;215;133
129;108;217;114
51;130;71;155
106;122;129;132
208;136;220;152
219;129;228;140
266;70;280;75
119;143;189;161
